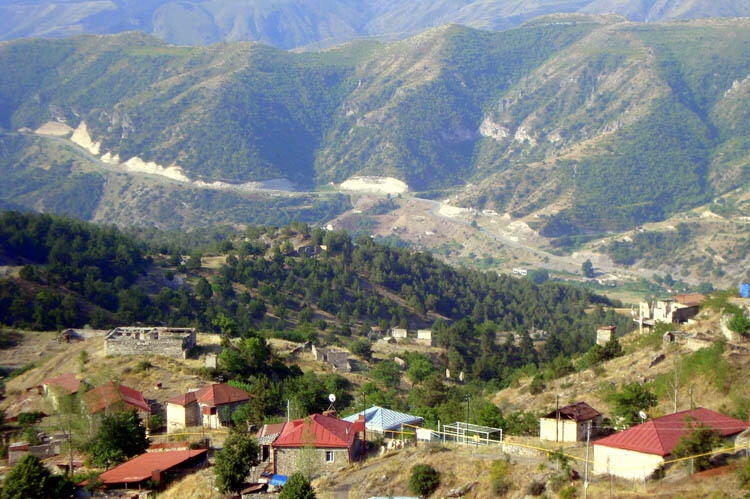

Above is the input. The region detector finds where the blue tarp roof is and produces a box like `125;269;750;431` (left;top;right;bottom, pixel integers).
343;406;423;432
269;474;288;486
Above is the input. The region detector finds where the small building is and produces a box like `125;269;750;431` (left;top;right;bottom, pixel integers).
416;329;434;346
312;345;352;372
539;402;602;443
593;407;748;480
166;383;252;432
84;382;150;419
105;326;196;359
271;413;363;477
96;449;207;491
343;406;424;438
42;373;81;410
390;328;408;339
636;295;704;330
596;326;616;346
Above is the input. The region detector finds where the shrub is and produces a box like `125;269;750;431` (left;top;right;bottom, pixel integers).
490;458;512;496
525;479;546;496
737;458;750;491
409;464;440;497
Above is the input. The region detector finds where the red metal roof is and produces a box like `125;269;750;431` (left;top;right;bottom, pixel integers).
593;408;748;457
167;383;251;407
273;413;359;449
543;401;601;422
85;382;150;414
43;373;81;394
98;449;207;485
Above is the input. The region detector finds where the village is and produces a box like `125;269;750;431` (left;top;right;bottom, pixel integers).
0;287;748;498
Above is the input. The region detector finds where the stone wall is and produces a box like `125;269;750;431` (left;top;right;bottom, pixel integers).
105;327;196;359
274;447;353;476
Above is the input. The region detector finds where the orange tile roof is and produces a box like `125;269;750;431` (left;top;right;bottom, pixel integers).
98;449;207;485
167;383;251;407
85;382;150;414
43;373;80;394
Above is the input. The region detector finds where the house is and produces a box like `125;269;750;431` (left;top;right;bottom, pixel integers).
42;373;81;410
270;413;363;476
84;382;150;418
596;326;616;346
166;383;252;432
539;402;602;443
593;407;748;480
311;345;352;372
96;449;207;490
635;295;704;330
105;326;196;359
342;406;424;438
390;328;408;339
416;329;434;346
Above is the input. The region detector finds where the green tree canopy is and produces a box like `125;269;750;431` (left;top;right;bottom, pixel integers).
671;421;724;472
608;382;657;427
279;472;317;499
87;410;148;468
1;454;74;499
214;430;261;494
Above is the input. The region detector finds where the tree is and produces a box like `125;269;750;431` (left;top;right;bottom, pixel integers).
370;359;401;389
279;472;316;499
671;422;723;472
88;410;149;468
1;454;74;499
409;464;440;497
214;430;260;494
582;260;595;278
608;382;657;427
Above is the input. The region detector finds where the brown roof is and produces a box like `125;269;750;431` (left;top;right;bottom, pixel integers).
97;449;207;485
43;373;80;394
673;293;706;307
85;382;150;414
543;401;601;422
167;383;251;408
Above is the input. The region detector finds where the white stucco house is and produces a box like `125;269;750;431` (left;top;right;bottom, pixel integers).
593;407;747;480
539;401;602;443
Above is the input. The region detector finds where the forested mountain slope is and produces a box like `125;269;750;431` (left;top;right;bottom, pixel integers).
1;0;748;49
0;17;748;235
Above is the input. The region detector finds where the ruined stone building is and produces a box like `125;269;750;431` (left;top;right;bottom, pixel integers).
105;327;196;359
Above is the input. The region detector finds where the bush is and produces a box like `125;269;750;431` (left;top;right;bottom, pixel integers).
490;458;512;496
409;464;440;497
525;479;546;496
279;472;316;499
737;458;750;491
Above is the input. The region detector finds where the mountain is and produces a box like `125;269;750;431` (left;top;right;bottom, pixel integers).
1;17;748;239
1;1;749;49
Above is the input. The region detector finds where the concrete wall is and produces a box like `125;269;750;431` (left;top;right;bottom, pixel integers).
274;446;354;476
539;418;584;443
166;403;200;433
596;327;614;346
416;330;434;346
593;445;664;480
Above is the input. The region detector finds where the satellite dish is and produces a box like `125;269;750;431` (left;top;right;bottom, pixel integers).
328;393;336;403
638;410;648;421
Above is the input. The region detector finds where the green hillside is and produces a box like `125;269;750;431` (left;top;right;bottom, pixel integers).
0;17;748;234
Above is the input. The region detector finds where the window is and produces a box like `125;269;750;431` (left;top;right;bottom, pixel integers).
325;451;334;463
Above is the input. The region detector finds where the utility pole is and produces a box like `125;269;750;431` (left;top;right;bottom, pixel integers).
673;354;679;412
584;421;591;499
362;392;367;461
556;394;560;442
